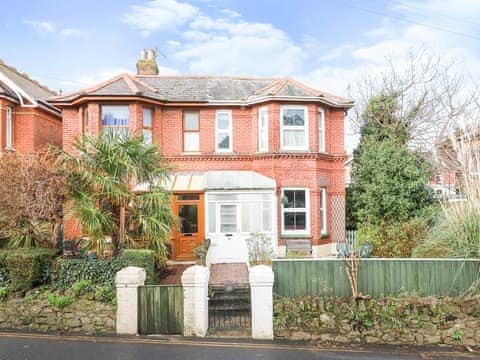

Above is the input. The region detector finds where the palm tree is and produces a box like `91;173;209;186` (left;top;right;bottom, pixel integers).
63;132;176;260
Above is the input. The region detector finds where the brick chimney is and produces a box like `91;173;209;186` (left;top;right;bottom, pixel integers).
136;48;159;75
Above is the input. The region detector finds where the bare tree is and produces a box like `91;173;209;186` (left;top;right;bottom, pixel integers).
351;48;478;151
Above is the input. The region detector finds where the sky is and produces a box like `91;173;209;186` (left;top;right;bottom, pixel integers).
1;0;480;150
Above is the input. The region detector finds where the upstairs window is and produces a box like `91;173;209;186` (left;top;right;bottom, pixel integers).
6;107;12;149
101;105;129;138
142;108;153;145
82;106;89;134
215;110;232;152
183;111;200;152
318;107;326;152
281;188;310;234
281;106;308;151
258;107;269;152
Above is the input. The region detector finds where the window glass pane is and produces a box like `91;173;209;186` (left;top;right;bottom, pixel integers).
143;108;152;127
177;194;200;201
252;205;262;232
184;112;199;130
283;130;305;147
319;111;325;151
220;204;237;232
6;107;12;148
262;202;272;231
179;205;198;234
209;194;239;201
102;106;129;126
217;133;230;150
184;132;199;152
241;202;251;233
143;129;152;145
217;113;230;130
208;203;216;232
102;126;129;138
283;108;305;126
284;212;306;231
294;190;306;208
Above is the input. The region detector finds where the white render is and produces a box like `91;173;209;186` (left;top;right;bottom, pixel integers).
115;266;146;334
181;265;210;337
249;265;274;340
312;244;334;257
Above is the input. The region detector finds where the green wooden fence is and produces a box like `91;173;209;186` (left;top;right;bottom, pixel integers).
138;285;184;334
272;259;480;298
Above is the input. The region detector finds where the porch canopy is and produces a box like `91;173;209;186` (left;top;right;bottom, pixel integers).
135;171;275;192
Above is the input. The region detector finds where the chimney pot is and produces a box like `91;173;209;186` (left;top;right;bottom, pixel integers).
136;48;159;76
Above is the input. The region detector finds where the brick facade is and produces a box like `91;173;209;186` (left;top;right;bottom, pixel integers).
60;100;347;252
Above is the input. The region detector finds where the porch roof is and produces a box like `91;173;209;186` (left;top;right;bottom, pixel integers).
134;171;275;192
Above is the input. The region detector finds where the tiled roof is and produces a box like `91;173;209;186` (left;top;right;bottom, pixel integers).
0;60;60;114
51;74;354;108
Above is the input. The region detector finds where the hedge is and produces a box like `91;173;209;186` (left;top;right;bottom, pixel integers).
0;249;56;292
53;249;156;289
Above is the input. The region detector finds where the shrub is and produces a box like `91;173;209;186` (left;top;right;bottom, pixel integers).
0;251;10;288
47;293;72;308
3;249;56;292
246;233;274;265
71;279;94;296
95;285;115;303
54;249;156;289
0;286;7;300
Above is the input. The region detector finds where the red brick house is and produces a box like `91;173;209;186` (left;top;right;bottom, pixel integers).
0;60;62;153
51;51;353;259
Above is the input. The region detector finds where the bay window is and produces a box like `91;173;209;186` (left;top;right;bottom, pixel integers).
281;188;310;234
319;188;327;234
183;111;200;152
318;107;325;152
142;108;153;145
215;110;232;152
101;105;129;137
258;107;268;152
280;106;308;150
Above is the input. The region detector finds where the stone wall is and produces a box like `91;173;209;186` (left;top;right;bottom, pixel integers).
0;298;115;333
274;296;480;347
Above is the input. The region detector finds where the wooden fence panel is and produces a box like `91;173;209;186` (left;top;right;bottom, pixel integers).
272;259;480;298
138;285;183;334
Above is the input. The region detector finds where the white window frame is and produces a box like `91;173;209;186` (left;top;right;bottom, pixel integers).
280;105;309;151
218;203;240;233
318;107;326;152
319;188;327;234
215;110;233;152
258;106;269;152
183;111;200;152
281;187;310;235
6;107;12;149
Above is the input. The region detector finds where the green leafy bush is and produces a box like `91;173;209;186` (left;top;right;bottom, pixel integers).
47;293;72;308
71;279;93;296
54;249;156;289
0;286;7;300
0;251;10;288
95;285;115;303
2;249;56;292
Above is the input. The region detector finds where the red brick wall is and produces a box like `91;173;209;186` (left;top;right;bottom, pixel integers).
61;100;346;245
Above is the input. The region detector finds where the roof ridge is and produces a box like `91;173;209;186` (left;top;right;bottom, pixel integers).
136;74;281;81
0;58;56;95
51;73;129;99
129;74;157;93
253;79;284;96
122;74;139;93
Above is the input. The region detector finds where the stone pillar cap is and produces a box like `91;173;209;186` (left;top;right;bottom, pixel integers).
249;265;274;285
182;265;210;286
115;266;146;286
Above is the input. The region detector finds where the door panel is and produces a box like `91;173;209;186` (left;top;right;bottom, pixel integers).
172;194;204;260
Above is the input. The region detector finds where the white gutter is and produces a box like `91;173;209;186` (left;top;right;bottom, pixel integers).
0;72;38;107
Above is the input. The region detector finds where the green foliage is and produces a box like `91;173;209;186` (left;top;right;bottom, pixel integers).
54;249;156;289
71;279;93;296
357;218;430;257
1;249;56;293
4;219;52;249
0;286;7;300
452;329;463;341
63;132;175;261
47;293;72;308
95;285;116;303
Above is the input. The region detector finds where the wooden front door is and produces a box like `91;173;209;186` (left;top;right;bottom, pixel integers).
172;193;204;260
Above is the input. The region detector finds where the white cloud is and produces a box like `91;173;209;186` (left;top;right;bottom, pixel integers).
23;20;55;34
123;0;198;36
60;28;87;37
74;67;134;87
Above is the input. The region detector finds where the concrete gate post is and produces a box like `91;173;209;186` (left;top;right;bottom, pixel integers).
249;265;274;340
182;265;210;337
115;266;146;334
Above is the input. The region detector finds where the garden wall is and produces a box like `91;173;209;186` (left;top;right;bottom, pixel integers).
273;259;480;298
0;297;115;333
274;296;480;347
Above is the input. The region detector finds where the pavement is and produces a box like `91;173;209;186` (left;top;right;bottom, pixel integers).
0;331;478;360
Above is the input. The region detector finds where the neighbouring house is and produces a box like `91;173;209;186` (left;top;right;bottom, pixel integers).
0;60;62;153
50;49;353;260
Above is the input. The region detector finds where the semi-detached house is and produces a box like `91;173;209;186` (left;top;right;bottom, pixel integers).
51;51;353;260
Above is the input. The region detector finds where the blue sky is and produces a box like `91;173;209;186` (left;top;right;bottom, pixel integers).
2;0;479;98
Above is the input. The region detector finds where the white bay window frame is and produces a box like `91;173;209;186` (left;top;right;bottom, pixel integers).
318;107;326;153
280;105;309;151
319;188;327;234
215;110;232;152
281;187;310;235
6;106;13;149
258;106;269;152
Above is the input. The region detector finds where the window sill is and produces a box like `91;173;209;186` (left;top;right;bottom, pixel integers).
280;234;312;239
4;147;16;152
181;151;201;155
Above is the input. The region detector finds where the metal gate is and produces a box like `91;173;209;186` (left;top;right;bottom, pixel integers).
138;285;184;334
208;284;251;330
